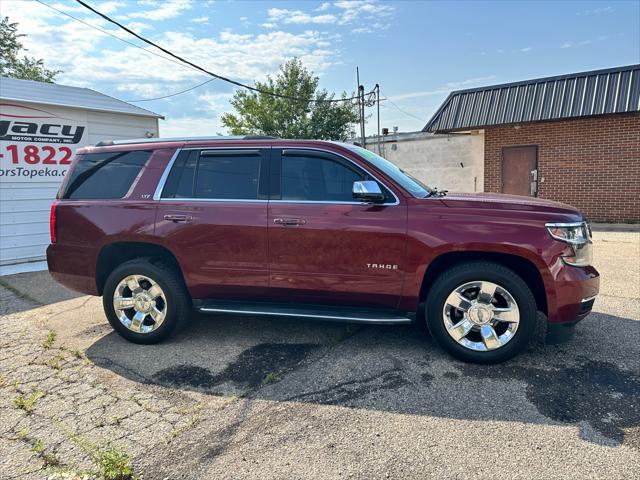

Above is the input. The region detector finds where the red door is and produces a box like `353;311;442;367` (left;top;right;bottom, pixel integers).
502;146;538;196
155;148;270;299
267;148;407;309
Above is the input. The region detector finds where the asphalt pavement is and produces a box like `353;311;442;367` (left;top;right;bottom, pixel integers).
0;231;638;479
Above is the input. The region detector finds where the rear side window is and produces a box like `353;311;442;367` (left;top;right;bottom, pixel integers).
195;152;260;199
162;149;267;200
62;150;151;199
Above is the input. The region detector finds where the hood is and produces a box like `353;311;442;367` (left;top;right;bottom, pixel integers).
439;192;582;217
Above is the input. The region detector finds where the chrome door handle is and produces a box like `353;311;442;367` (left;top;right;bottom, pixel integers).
273;218;306;226
164;214;193;223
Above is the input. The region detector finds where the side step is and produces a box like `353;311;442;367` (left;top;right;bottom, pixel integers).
194;299;413;325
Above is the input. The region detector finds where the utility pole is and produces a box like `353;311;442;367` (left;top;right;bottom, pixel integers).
356;67;365;147
375;84;381;155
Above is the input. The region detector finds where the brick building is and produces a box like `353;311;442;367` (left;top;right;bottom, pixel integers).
423;65;640;223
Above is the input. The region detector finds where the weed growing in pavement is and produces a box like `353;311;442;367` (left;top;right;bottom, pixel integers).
14;391;44;413
32;438;45;453
262;372;280;385
96;445;136;480
16;427;29;439
43;330;57;349
47;353;64;370
65;429;137;480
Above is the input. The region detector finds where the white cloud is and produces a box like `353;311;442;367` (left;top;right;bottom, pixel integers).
334;0;394;25
579;6;613;16
520;47;532;52
390;76;497;101
160;116;226;137
267;8;337;25
129;0;193;21
116;83;165;98
561;39;592;48
265;1;394;30
99;1;127;14
126;21;152;32
4;0;338;101
190;16;209;24
197;91;233;113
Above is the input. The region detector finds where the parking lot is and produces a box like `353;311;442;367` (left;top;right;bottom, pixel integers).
0;230;638;480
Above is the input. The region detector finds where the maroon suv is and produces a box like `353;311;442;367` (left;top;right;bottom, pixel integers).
47;137;599;363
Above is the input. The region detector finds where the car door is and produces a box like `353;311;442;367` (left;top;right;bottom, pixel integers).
267;147;408;309
155;147;270;299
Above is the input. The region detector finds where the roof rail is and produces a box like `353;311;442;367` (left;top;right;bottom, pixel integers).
94;135;279;147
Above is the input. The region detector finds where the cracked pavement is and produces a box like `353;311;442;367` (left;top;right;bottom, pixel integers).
0;231;638;479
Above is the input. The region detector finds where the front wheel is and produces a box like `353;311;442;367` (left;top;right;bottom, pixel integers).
102;259;191;344
425;262;537;364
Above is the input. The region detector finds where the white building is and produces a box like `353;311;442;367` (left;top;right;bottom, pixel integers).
0;77;162;275
360;131;485;193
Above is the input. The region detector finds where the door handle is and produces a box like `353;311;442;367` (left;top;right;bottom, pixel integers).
164;214;193;223
273;218;306;226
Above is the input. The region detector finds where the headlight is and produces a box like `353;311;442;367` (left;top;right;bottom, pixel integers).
545;222;593;267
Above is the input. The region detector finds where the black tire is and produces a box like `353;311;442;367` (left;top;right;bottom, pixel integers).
102;259;191;344
425;261;537;364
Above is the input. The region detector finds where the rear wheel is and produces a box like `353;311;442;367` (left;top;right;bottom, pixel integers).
425;262;537;364
102;259;191;344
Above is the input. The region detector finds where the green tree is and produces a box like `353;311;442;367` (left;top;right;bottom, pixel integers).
221;59;359;140
0;16;61;83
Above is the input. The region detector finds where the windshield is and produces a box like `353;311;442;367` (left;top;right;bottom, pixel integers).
347;145;432;198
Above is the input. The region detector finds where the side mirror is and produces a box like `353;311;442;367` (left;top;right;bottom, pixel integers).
352;180;385;203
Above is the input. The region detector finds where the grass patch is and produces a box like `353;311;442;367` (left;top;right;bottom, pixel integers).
47;353;64;370
43;330;57;349
32;438;45;454
96;445;136;480
14;391;44;413
261;372;280;385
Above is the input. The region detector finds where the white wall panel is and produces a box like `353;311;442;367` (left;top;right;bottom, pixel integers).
0;100;159;274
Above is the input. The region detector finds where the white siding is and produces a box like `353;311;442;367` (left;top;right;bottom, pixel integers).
0;100;158;275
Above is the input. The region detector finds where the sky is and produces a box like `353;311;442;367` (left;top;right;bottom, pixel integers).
2;0;639;136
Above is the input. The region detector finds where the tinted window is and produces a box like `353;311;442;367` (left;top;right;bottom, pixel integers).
195;152;261;200
346;145;431;198
281;154;364;202
162;151;197;198
62;150;150;199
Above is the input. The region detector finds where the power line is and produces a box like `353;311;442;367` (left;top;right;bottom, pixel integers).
126;78;217;102
34;0;203;75
75;0;372;104
380;92;425;122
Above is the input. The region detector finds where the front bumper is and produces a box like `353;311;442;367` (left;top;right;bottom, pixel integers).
547;264;599;324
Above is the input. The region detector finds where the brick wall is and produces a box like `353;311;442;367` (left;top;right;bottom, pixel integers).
484;113;640;223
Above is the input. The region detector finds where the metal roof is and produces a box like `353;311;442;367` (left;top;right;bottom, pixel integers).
0;76;163;118
423;64;640;132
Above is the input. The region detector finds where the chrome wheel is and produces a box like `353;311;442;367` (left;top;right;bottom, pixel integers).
442;281;520;352
113;275;167;334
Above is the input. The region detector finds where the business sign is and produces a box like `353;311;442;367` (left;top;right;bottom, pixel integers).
0;103;87;182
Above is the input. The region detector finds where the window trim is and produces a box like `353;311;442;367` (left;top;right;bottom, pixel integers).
153;147;269;202
153;146;400;206
271;147;400;206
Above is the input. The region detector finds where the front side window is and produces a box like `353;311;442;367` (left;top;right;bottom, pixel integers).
281;153;364;202
346;145;431;198
62;150;151;199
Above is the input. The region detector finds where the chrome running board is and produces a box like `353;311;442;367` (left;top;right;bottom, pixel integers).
194;299;413;325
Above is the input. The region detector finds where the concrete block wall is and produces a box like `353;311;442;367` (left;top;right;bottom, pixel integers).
366;132;485;193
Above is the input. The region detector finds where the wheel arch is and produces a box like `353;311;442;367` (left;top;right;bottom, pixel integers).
95;241;186;296
418;251;548;316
